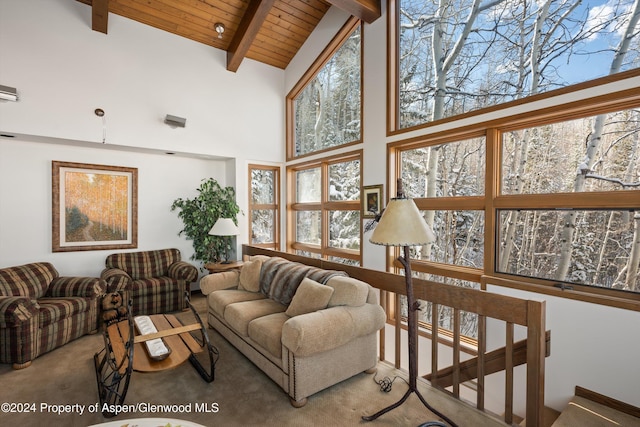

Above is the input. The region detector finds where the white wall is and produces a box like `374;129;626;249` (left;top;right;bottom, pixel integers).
0;0;284;161
485;285;640;412
0;136;226;279
284;0;640;416
0;0;286;279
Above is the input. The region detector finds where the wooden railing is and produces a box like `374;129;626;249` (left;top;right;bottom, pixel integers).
425;331;551;389
242;245;547;426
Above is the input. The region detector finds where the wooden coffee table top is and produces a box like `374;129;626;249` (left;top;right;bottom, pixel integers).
132;314;202;373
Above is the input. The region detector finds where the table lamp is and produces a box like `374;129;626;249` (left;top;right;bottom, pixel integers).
208;218;239;263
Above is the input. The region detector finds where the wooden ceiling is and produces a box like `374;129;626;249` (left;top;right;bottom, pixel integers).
77;0;380;72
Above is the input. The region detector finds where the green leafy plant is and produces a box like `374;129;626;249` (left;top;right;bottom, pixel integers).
171;178;241;264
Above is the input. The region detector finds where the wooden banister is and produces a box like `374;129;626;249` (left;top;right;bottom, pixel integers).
424;330;551;387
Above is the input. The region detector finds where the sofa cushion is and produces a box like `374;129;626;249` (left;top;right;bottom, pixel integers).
209;289;266;318
326;276;370;307
248;312;289;358
130;277;179;295
244;254;271;264
38;297;91;328
285;278;334;317
238;259;263;292
225;299;287;336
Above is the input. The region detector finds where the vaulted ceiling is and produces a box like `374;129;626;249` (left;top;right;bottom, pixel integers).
77;0;380;72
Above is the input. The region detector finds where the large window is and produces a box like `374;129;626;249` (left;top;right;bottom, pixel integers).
497;108;640;292
249;165;280;250
288;152;362;265
388;89;640;321
390;0;640;132
287;17;362;159
393;134;486;338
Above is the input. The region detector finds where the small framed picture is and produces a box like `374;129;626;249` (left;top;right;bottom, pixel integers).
362;184;383;218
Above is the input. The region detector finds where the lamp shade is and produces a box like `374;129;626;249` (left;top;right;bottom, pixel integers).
369;197;435;246
208;218;239;236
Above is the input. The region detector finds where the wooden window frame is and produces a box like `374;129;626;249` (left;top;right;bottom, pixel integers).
248;164;281;251
386;85;640;312
286;16;363;161
287;150;363;264
387;0;640;136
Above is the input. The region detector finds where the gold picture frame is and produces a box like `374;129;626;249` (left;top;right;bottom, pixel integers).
52;161;138;252
362;184;383;218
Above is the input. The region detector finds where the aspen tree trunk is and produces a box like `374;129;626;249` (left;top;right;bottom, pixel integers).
625;213;640;291
499;130;531;269
623;126;640;290
594;129;639;285
313;81;325;149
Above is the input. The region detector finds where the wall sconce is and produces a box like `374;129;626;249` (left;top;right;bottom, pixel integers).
164;114;186;128
215;23;225;39
0;85;19;102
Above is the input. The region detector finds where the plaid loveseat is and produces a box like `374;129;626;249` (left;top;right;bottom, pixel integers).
101;248;198;316
0;262;105;369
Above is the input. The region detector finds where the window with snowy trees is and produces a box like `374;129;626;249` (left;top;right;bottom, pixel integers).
287;17;362;159
249;165;280;250
391;0;640;131
288;151;362;265
497;109;640;292
387;91;640;333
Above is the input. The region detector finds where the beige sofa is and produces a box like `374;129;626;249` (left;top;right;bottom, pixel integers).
200;255;386;407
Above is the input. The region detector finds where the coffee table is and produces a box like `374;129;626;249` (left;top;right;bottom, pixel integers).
94;293;217;417
132;313;202;373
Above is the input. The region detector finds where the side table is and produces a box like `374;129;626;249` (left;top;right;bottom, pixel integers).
204;261;244;274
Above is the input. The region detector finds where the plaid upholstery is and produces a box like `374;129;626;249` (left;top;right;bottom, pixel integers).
48;276;105;299
101;249;198;316
131;277;185;315
0;263;105;367
0;262;58;299
38;298;91;327
105;249;181;280
168;261;198;282
37;300;98;357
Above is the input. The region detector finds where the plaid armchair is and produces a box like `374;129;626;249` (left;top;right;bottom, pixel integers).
101;248;198;316
0;262;105;369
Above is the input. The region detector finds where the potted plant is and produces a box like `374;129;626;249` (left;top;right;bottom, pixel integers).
171;178;241;265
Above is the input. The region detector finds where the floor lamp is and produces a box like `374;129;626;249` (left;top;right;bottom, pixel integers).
363;179;457;427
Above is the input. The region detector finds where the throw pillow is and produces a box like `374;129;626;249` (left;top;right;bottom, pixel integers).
285;277;334;317
326;276;369;307
238;259;263;292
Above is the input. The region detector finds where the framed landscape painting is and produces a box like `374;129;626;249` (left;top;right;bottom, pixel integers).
52;161;138;252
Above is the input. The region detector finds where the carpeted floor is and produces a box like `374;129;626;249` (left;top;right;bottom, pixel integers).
0;293;503;427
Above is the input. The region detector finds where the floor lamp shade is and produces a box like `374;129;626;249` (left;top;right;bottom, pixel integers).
369;198;435;247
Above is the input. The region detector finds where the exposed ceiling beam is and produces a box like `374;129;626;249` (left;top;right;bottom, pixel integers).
91;0;109;34
227;0;277;72
327;0;381;24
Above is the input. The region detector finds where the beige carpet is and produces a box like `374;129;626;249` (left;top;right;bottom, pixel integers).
0;294;503;427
